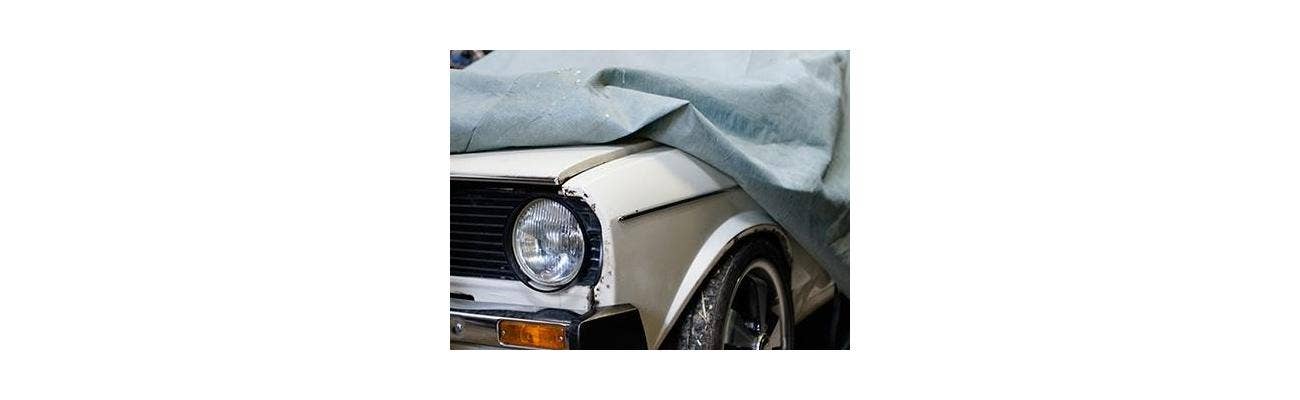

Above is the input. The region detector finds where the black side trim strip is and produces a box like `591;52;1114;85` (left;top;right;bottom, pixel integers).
617;188;730;222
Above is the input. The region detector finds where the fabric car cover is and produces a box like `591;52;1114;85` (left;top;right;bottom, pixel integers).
450;51;850;295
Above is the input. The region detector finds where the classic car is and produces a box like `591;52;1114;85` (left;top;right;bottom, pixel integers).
450;140;845;349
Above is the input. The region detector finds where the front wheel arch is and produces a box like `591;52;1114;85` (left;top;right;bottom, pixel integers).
647;211;794;349
660;234;794;349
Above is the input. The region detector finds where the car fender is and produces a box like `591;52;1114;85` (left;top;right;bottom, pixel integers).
652;211;786;347
561;145;835;348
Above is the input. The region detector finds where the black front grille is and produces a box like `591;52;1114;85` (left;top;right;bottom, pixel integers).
450;180;603;286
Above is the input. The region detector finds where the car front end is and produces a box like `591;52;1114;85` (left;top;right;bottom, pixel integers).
449;140;836;349
449;141;655;349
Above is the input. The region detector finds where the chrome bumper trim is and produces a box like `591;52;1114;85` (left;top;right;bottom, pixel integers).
449;299;646;349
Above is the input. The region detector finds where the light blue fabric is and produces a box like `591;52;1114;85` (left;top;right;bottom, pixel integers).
451;51;850;294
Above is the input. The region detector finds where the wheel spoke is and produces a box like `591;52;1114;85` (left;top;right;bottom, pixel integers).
721;261;788;350
763;318;783;350
752;277;769;330
722;309;738;347
725;312;757;349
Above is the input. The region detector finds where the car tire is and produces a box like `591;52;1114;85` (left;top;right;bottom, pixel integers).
673;239;795;350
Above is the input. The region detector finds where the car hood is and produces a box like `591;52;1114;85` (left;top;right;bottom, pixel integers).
449;140;657;184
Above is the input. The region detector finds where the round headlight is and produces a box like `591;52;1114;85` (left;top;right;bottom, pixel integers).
510;198;585;288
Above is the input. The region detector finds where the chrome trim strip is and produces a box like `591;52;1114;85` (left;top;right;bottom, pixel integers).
450;311;502;347
449;174;558;185
617;188;732;222
450;298;551;314
450;342;507;350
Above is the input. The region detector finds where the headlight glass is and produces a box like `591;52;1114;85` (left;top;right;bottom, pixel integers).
511;198;585;287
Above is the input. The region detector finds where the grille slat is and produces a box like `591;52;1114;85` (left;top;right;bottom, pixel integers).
450;229;502;236
452;249;508;260
451;238;502;246
451;255;508;264
449;204;515;210
450;264;509;272
453;247;505;255
450;221;505;228
450;212;508;219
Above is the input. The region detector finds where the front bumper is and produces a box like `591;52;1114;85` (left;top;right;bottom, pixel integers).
450;299;647;349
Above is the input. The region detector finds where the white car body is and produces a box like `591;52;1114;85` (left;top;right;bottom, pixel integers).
450;140;836;349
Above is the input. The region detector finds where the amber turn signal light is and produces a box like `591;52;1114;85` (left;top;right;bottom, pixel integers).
498;320;568;349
